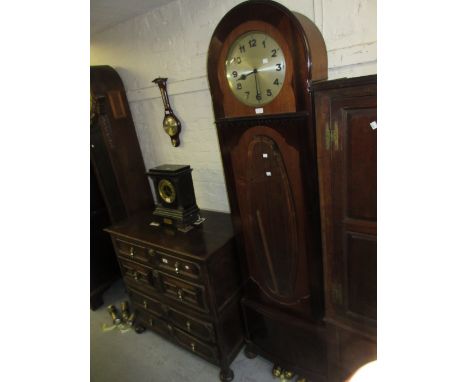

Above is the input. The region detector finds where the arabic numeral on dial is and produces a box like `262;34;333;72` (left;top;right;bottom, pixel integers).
236;83;242;90
262;40;266;48
273;78;280;86
276;63;282;71
245;91;250;99
271;49;277;57
266;89;272;97
232;71;238;78
248;39;256;48
232;57;241;64
256;94;262;101
239;45;245;53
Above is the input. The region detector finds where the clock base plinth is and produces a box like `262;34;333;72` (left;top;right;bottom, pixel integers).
152;204;200;229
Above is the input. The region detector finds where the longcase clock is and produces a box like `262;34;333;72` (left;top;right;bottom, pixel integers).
207;1;328;380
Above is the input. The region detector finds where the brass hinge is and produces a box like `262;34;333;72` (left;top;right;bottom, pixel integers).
331;283;343;305
325;122;339;151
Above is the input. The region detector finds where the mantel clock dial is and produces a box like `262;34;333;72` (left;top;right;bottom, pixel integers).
225;31;286;107
158;179;176;204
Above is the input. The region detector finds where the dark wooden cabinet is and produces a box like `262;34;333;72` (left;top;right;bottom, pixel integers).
105;210;245;382
90;65;153;309
314;75;377;381
91;164;120;309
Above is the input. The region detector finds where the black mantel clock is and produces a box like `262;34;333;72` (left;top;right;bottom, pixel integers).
147;164;200;229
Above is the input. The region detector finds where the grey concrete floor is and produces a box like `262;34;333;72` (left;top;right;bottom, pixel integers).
90;279;282;382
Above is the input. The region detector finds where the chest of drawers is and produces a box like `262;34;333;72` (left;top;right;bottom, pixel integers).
105;210;245;381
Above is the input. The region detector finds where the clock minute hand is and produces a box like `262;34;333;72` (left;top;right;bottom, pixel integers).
253;69;261;100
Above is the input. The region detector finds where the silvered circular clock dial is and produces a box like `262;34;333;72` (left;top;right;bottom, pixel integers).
225;31;286;107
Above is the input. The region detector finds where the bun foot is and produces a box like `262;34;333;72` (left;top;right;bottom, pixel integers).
282;370;294;380
244;345;257;359
219;367;234;382
90;293;104;311
272;364;283;378
134;324;146;334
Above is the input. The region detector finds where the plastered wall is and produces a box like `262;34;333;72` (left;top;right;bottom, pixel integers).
90;0;376;212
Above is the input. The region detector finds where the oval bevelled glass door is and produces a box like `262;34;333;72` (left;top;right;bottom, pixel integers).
245;135;298;298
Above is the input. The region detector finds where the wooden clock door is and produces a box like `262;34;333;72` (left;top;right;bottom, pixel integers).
229;122;315;310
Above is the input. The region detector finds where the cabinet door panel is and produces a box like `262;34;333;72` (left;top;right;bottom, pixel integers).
344;107;377;221
315;78;377;336
346;233;377;321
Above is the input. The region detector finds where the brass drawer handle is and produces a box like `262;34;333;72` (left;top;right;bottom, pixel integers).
148;249;155;256
143;300;148;309
177;289;184;301
149;318;153;326
133;272;140;281
129;247;135;257
190;342;196;352
174;261;180;274
186;321;191;332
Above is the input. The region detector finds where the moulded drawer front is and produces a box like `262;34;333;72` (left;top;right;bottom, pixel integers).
116;239;149;264
166;306;215;343
119;259;153;289
153;270;208;313
128;289;164;316
137;309;174;337
173;327;219;363
152;250;201;280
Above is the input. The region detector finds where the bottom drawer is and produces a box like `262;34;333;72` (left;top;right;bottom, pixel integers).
173;327;219;363
128;288;215;343
135;309;220;364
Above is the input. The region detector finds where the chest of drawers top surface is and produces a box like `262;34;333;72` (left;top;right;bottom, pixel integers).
105;209;235;261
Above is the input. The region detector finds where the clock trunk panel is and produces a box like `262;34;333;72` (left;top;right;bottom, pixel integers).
231;126;306;305
216;115;324;321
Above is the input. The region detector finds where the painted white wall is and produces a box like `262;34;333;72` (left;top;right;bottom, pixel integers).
91;0;376;212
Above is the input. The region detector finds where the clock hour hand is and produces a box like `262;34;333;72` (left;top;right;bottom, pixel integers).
237;70;255;81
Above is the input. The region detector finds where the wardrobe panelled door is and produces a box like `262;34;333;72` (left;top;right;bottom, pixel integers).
314;75;377;381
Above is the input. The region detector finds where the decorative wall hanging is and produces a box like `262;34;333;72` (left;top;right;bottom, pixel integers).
152;77;182;147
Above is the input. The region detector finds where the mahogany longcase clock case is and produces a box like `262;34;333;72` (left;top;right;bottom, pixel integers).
208;1;329;380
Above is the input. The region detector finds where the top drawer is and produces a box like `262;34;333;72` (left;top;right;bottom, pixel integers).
115;239;149;264
152;250;201;280
114;239;201;282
